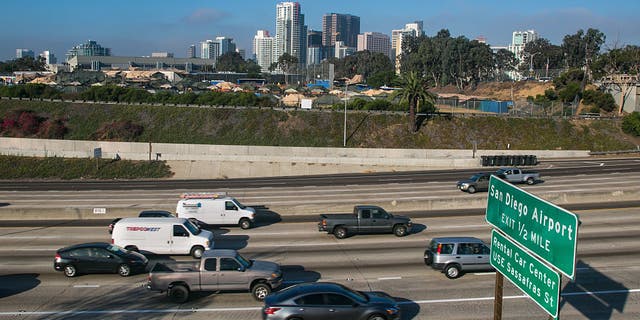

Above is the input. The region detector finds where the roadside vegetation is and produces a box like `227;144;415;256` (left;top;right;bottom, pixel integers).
0;99;635;152
0;155;172;180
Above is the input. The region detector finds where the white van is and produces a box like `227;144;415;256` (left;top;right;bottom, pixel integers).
176;192;257;229
111;217;213;258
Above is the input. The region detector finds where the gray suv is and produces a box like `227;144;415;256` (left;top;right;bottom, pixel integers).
423;237;492;279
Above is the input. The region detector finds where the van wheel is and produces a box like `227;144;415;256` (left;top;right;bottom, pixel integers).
467;186;476;194
190;246;204;259
334;227;347;239
445;264;461;279
239;218;251;230
251;282;271;301
168;285;189;303
118;264;131;277
64;265;77;277
393;225;408;237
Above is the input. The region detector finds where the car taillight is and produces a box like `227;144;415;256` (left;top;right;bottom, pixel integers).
111;238;114;244
55;253;61;261
322;219;327;227
263;307;280;315
147;274;152;282
437;243;442;254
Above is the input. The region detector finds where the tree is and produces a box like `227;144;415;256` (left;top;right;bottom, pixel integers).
521;38;564;76
0;56;47;73
494;49;517;81
391;71;436;132
276;53;299;85
215;52;246;72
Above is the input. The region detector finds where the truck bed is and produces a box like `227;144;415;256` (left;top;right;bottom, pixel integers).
151;261;200;273
319;213;355;220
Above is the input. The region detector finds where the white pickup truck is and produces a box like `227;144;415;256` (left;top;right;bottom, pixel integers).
495;167;541;185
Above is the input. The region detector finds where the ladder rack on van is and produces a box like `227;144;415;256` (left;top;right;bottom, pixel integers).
180;192;228;199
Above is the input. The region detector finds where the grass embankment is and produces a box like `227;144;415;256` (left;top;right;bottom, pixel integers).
0;155;172;180
0;99;635;151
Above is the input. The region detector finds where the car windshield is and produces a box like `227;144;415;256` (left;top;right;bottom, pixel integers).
236;253;252;268
234;199;246;209
184;221;201;235
106;244;128;255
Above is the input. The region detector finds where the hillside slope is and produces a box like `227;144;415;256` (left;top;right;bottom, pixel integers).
0;100;635;152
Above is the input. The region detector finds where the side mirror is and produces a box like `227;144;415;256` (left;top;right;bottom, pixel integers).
108;255;115;259
237;267;245;272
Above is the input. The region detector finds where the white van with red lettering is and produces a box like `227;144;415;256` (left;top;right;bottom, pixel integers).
111;217;213;258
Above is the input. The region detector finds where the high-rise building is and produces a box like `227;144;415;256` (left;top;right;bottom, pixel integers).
201;40;220;61
391;21;424;72
66;40;111;61
216;37;236;57
357;32;392;60
307;30;323;65
39;51;57;64
322;13;360;48
276;2;307;67
187;45;196;58
334;41;355;59
508;30;539;63
16;49;34;59
253;30;276;72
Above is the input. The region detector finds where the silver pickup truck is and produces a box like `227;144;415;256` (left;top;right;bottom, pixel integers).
495;167;541;185
146;249;282;302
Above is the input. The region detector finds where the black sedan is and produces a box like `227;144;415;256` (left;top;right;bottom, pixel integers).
54;242;148;277
262;282;400;320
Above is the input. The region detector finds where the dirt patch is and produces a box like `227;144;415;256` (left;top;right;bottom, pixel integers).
432;82;554;101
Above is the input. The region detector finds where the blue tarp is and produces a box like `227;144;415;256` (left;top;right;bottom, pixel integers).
479;100;510;113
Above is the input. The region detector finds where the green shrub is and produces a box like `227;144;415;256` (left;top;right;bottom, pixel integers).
622;112;640;136
0;155;172;179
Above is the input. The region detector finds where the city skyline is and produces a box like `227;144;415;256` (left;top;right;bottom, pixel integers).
2;0;640;62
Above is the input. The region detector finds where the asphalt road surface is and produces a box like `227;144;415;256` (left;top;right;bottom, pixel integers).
0;206;639;319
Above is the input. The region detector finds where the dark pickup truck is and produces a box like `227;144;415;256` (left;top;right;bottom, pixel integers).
318;205;413;239
146;249;282;302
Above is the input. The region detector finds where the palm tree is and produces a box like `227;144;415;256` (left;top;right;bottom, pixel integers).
392;71;437;132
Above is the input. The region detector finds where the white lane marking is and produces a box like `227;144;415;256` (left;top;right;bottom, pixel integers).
401;288;640;305
473;272;496;276
73;285;100;288
378;276;402;281
1;288;638;316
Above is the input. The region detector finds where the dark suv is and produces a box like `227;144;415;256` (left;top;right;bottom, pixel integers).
424;237;492;279
108;210;174;234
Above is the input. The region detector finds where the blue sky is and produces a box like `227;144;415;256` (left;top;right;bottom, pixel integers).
2;0;639;62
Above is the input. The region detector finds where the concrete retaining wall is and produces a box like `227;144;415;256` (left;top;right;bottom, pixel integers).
0;137;591;179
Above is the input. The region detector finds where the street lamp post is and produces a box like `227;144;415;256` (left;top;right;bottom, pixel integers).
343;83;347;147
529;52;541;77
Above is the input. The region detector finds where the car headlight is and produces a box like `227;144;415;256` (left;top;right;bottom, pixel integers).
386;307;399;315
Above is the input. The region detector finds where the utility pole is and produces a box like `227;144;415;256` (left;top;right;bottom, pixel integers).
343;83;348;147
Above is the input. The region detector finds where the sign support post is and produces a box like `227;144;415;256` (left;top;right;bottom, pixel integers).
494;272;504;320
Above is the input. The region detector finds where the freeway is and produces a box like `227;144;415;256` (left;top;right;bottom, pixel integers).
0;206;639;319
0;157;638;191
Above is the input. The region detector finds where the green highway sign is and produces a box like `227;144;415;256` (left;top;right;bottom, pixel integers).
491;230;561;318
486;176;579;279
